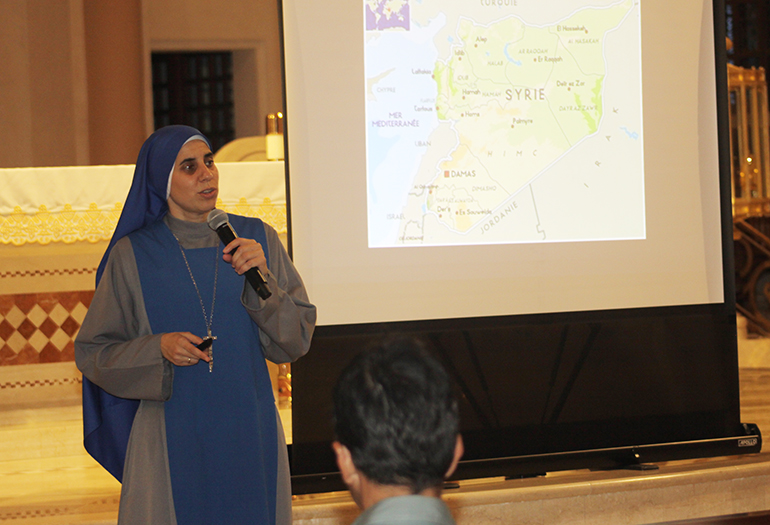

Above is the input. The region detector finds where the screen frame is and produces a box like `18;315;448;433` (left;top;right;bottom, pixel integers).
280;0;757;495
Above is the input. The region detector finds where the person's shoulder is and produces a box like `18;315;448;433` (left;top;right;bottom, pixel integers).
126;218;166;243
357;496;455;525
110;236;134;259
228;213;265;229
228;214;280;237
228;213;261;222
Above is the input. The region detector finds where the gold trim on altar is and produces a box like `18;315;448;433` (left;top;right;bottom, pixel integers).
0;162;288;246
1;203;123;246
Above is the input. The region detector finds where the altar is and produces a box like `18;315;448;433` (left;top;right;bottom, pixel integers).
0;161;287;365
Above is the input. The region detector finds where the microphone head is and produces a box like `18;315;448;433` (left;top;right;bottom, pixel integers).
207;209;229;230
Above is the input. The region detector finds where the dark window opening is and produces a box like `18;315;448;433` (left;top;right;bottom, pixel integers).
725;0;770;72
152;52;235;153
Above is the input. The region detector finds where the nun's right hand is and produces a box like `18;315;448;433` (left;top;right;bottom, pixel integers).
160;332;210;366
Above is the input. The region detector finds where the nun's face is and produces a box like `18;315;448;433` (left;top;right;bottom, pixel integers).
167;140;219;222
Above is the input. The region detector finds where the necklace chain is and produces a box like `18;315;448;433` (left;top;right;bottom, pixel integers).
172;232;218;371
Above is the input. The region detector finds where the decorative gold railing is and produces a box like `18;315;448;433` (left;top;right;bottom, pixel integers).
729;64;770;218
728;63;770;333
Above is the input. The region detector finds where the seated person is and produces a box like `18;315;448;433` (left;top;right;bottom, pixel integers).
332;336;464;525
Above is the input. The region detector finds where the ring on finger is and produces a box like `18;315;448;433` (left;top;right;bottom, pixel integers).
187;357;191;364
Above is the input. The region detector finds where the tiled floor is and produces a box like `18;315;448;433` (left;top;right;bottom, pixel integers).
1;369;768;525
0;403;120;524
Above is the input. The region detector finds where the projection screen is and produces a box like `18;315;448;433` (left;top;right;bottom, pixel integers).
281;0;724;327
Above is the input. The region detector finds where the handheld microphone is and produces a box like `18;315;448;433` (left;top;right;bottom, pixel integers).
207;209;272;300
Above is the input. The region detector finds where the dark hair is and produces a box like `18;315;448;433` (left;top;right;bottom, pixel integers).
332;335;459;493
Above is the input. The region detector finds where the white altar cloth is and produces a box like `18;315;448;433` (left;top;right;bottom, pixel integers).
0;162;287;245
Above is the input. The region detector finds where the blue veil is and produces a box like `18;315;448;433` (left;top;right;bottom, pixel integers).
83;125;211;481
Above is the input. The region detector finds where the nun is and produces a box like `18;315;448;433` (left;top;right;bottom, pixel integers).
76;125;315;524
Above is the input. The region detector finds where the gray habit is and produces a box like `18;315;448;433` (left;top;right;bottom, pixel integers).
76;215;316;525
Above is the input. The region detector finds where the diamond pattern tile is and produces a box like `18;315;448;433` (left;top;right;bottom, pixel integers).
0;291;95;366
17;319;37;340
0;320;14;341
60;317;79;338
5;306;26;329
50;329;71;351
38;318;58;339
27;305;47;328
39;343;61;363
7;332;27;353
48;304;70;326
71;303;88;324
28;331;48;352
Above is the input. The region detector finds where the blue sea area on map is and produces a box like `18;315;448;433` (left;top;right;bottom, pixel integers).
366;17;444;244
367;133;400;202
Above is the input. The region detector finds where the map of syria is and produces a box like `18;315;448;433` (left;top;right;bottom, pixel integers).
419;1;634;236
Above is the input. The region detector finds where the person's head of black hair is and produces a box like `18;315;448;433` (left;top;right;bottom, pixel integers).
332;335;460;493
